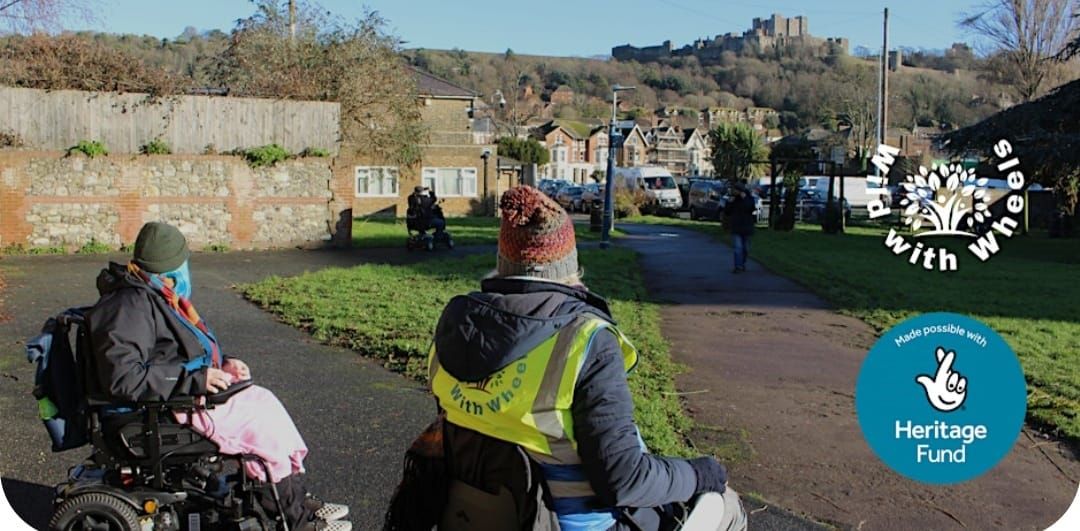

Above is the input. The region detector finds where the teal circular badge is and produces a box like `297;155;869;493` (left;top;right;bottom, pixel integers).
855;312;1026;484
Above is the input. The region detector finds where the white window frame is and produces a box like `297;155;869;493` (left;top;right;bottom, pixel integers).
355;166;400;197
421;167;478;198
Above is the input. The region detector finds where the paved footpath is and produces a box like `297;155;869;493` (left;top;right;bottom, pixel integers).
618;223;1080;530
0;249;442;531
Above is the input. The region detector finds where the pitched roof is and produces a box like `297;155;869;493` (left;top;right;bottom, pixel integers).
683;128;700;143
554;119;598;139
411;67;477;99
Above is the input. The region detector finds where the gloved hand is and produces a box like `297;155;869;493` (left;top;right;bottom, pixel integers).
689;457;728;494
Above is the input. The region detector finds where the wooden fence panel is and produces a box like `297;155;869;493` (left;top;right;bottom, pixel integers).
0;87;340;154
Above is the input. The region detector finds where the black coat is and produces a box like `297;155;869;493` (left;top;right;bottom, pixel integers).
433;278;698;509
85;263;209;402
725;194;757;236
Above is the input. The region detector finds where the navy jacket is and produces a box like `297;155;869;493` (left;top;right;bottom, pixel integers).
725;194;757;236
86;263;210;402
433;277;698;510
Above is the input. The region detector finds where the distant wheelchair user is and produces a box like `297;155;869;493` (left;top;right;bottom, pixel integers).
32;222;350;531
407;185;454;251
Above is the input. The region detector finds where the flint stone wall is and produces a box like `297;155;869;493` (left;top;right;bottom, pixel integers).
0;152;349;250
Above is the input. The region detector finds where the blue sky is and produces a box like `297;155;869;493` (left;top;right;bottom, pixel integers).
66;1;979;56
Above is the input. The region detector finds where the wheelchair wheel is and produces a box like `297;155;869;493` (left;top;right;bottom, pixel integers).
50;493;140;531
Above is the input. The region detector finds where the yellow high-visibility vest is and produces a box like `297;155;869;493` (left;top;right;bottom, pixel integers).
429;314;638;496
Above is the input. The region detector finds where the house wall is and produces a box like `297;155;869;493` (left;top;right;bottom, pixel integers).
347;96;497;217
346;145;496;218
0;152;349;250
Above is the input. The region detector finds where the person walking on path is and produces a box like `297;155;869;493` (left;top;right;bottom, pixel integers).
724;182;756;273
407;186;747;531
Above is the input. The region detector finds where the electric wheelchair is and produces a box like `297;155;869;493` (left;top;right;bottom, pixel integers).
44;310;289;531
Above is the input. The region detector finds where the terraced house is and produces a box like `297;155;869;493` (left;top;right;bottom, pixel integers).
348;68;498;217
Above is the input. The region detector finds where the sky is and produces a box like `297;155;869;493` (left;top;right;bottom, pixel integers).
64;0;981;57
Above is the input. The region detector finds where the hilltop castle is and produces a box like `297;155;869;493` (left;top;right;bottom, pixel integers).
612;13;849;63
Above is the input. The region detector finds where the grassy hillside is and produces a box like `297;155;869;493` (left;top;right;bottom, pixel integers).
408;47;1009;134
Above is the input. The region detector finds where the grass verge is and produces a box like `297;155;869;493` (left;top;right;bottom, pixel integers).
353;216;621;248
628;215;1080;441
241;248;694;457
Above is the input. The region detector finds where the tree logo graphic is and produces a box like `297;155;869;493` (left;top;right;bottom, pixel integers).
868;140;1028;272
900;164;990;237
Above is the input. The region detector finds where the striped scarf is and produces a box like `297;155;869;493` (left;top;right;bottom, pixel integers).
128;261;221;369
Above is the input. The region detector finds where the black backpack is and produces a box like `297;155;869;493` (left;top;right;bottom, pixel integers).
26;307;91;452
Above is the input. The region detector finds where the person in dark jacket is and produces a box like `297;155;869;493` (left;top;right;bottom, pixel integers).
724;182;757;273
408;185;446;234
86;222;351;531
427;187;746;530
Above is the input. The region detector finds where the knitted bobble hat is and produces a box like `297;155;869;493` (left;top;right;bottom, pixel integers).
497;186;578;281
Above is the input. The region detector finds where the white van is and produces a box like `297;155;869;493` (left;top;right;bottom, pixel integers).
613;166;683;210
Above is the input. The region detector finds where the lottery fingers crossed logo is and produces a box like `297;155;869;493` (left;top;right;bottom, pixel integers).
915;347;967;413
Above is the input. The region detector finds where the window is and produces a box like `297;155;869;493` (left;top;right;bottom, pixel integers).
355;166;399;197
421;167;478;197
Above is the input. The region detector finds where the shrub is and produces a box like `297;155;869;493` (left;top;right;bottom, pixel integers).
299;147;330;158
203;243;231;252
140;138;172;155
76;239;113;254
614;189;648;219
243;144;290;167
203;144;218;155
66;140;108;158
0;130;23;148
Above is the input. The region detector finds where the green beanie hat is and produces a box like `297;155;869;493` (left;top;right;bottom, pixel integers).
133;222;190;273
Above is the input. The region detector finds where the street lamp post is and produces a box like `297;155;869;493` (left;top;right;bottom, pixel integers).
601;84;634;249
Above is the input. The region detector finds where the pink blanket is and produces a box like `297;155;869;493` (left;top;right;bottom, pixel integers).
175;385;308;483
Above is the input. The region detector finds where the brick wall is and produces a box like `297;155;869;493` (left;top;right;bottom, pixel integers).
0;152;352;250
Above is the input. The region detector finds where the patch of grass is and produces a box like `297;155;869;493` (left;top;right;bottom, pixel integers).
352;216;621;248
298;147;330;158
2;244;66;255
66;140;108;158
202;243;231;253
629;216;1080;441
139;138;172;155
76;239;113;254
241;248;693;457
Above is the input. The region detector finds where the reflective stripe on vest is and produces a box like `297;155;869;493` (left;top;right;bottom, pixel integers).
429;313;638;511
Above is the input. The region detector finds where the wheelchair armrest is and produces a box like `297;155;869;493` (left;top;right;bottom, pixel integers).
87;395;206;411
205;378;254;405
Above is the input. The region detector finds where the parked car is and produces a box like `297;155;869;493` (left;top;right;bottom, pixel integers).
581;182;604;212
688;179;729;221
538;179;568;198
555;185;586;212
797;188;852;222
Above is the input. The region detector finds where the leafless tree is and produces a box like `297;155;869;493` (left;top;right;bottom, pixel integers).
0;0;95;33
210;1;425;165
960;0;1079;101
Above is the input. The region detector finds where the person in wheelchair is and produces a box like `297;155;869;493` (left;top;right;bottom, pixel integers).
85;222;350;531
407;185;446;235
388;187;746;530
